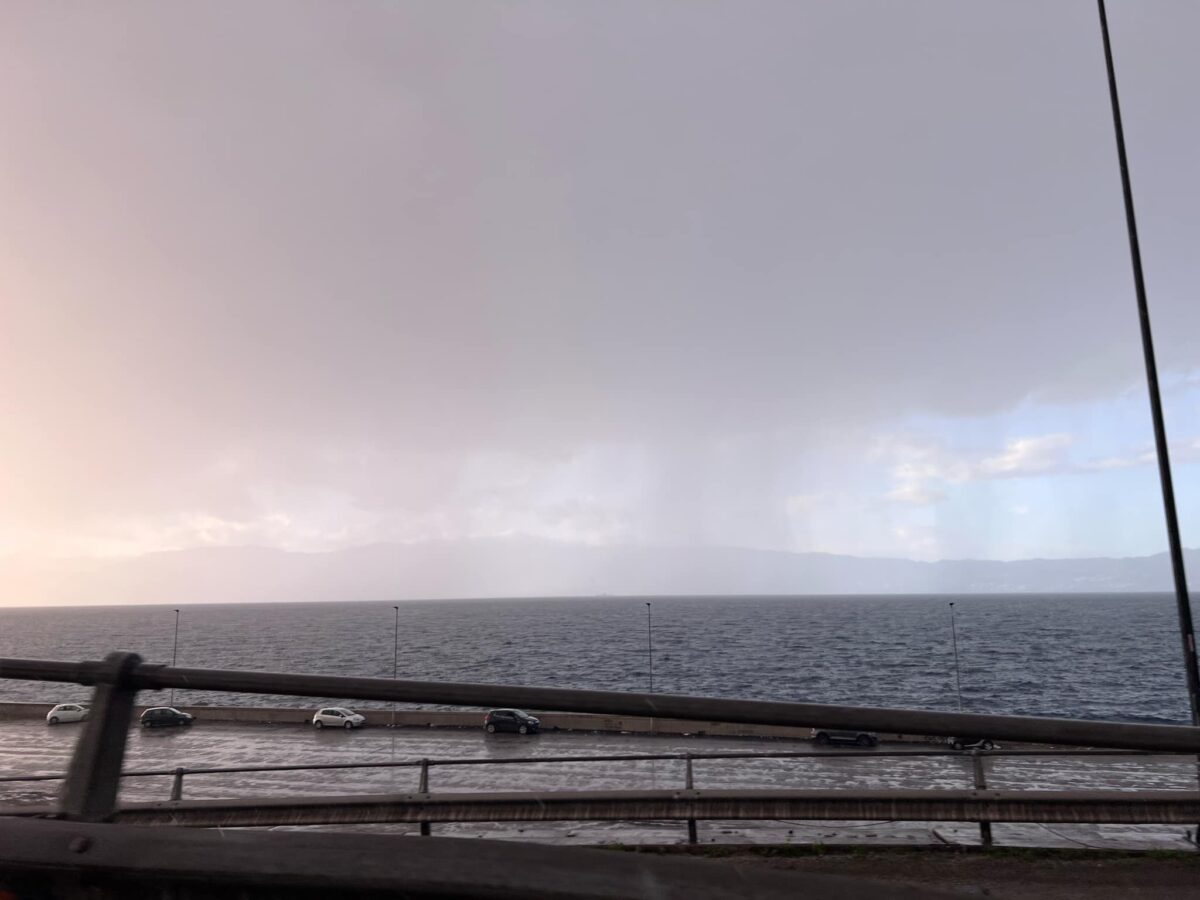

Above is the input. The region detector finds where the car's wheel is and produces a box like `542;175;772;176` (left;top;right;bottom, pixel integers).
486;723;496;733
344;721;353;730
48;716;59;725
856;734;872;747
951;740;964;751
518;724;528;735
315;720;324;729
981;740;994;751
814;732;829;745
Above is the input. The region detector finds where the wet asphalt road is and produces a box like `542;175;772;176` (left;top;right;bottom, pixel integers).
2;720;1195;850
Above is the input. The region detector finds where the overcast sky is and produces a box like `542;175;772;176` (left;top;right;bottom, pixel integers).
1;1;1197;565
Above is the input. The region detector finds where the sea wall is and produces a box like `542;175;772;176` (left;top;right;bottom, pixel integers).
0;701;934;742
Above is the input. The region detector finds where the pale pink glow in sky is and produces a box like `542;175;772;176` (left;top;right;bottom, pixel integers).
0;1;1197;596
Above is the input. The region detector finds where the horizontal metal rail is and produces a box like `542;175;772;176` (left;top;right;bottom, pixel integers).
3;655;1199;751
0;818;943;900
0;747;1178;785
8;788;1198;829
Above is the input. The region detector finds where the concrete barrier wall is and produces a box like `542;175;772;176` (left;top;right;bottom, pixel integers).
0;703;49;721
0;701;930;742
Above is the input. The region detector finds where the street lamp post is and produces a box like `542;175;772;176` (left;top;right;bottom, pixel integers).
170;608;180;707
948;602;964;712
646;602;654;694
392;606;399;729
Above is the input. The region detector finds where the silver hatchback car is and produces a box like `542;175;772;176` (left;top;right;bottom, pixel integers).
313;707;366;729
46;703;90;725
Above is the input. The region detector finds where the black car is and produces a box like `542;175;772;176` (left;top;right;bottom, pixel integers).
140;707;194;728
811;728;877;747
484;709;540;735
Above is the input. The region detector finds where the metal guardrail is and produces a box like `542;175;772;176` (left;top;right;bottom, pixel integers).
4;653;1200;751
5;744;1195;848
4;745;1191;843
0;747;1176;785
84;788;1200;829
13;787;1200;831
1;651;1198;851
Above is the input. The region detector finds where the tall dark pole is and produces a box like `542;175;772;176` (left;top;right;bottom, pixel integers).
1097;0;1199;727
646;602;654;693
392;606;400;729
948;602;963;712
170;609;180;707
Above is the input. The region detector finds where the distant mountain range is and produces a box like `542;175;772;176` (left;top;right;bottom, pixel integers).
2;539;1196;606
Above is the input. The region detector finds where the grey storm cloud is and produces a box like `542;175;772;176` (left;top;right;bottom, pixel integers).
0;1;1197;551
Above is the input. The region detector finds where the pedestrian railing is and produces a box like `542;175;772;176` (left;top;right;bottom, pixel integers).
1;745;1193;847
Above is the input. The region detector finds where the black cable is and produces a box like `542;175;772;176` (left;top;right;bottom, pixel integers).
1096;0;1200;728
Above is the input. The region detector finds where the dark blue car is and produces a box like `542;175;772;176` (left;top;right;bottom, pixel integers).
140;707;194;728
484;709;540;735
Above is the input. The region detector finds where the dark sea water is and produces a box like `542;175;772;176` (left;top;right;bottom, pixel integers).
0;594;1191;724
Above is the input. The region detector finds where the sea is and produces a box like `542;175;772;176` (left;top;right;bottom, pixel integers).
0;593;1191;724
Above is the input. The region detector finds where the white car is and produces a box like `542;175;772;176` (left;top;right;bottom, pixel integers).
46;703;90;725
312;707;365;729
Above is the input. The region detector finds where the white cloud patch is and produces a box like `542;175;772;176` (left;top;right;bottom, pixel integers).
976;434;1073;477
1074;438;1200;472
877;432;1199;506
884;483;948;506
1076;451;1156;472
1174;437;1200;464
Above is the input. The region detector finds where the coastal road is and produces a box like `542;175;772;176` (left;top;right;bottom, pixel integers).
1;720;1195;850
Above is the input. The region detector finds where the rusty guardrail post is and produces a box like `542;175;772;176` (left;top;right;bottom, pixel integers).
418;758;431;836
684;753;698;844
60;652;142;822
170;768;185;801
971;750;993;849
